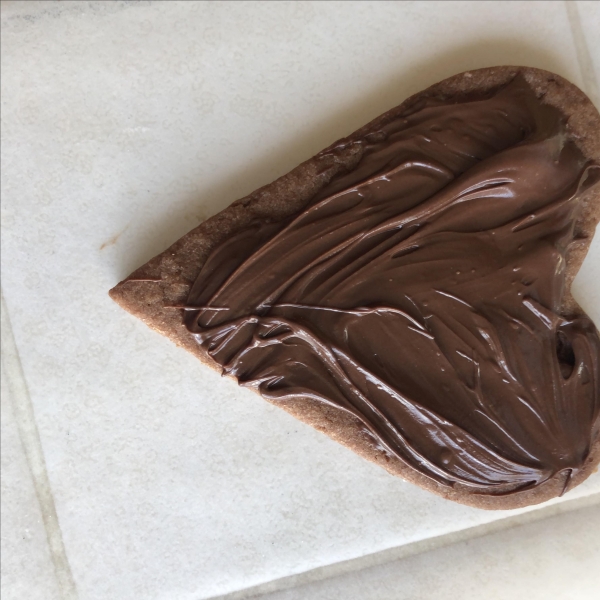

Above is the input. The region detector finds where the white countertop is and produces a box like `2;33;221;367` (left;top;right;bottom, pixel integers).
2;2;599;600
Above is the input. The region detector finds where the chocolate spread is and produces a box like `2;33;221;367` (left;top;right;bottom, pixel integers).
183;76;600;496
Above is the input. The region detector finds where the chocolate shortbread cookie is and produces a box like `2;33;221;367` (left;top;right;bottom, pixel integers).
110;67;600;509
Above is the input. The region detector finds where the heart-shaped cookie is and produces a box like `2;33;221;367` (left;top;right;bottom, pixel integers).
110;67;600;509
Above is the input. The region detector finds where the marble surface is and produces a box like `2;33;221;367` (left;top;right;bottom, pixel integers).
1;368;61;600
257;503;600;600
1;2;599;600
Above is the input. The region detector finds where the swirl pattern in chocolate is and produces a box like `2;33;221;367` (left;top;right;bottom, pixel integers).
183;76;600;496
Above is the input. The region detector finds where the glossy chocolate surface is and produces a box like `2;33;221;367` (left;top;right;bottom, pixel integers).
183;76;600;495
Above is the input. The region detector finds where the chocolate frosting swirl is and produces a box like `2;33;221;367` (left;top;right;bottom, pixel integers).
183;76;600;496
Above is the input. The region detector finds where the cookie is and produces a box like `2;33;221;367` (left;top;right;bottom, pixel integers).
110;67;600;509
